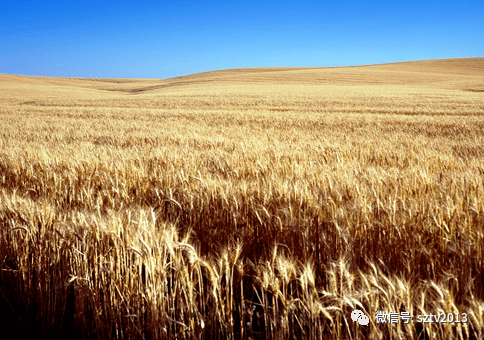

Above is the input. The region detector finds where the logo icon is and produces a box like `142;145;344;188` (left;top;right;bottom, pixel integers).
351;309;369;326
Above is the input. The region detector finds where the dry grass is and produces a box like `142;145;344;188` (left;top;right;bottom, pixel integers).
1;58;484;339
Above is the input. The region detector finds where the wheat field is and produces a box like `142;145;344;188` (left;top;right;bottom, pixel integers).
1;58;484;339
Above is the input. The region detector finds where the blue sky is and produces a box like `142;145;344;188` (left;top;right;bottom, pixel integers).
1;0;483;78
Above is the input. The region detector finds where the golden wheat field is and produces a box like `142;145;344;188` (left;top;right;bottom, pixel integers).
1;58;484;339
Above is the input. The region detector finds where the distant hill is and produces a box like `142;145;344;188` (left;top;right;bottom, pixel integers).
1;57;483;94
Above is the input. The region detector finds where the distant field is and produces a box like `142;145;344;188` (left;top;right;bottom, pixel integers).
1;58;484;339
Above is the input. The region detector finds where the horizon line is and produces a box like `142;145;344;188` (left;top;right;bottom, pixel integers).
2;56;483;81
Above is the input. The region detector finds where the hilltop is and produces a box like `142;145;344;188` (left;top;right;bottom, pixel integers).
1;58;483;96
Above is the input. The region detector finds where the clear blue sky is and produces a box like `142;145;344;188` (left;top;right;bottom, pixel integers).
1;0;483;78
